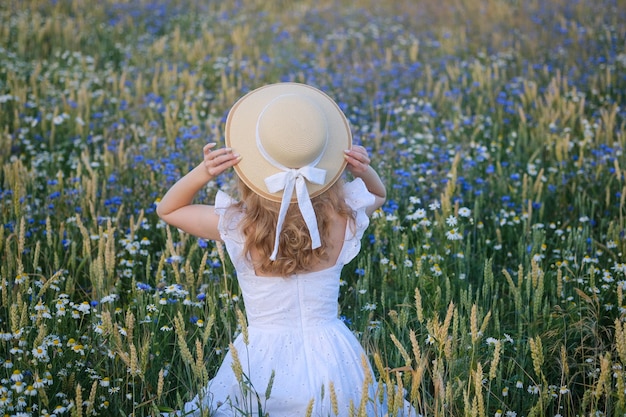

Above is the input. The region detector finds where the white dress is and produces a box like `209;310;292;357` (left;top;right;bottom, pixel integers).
179;179;412;417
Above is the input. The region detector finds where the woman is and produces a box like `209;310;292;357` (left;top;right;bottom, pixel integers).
157;83;411;416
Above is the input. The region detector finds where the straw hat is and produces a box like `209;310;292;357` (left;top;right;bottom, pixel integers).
225;82;352;203
225;82;352;260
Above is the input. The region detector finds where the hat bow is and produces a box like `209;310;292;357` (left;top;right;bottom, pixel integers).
264;166;326;261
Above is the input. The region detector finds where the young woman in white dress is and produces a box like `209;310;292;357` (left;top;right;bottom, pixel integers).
157;83;412;416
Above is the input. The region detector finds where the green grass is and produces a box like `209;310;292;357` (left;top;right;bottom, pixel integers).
0;0;625;416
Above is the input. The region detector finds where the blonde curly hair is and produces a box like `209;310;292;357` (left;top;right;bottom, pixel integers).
235;178;355;276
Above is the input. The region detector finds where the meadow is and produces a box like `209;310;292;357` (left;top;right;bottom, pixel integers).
0;0;625;415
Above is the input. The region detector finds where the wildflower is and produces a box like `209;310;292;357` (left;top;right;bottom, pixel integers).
100;377;110;387
414;208;426;219
429;200;440;211
516;380;523;389
12;380;25;393
11;370;24;381
446;215;458;226
44;371;53;385
100;294;119;304
445;228;463;241
559;385;569;394
53;114;67;125
495;411;502;417
33;377;46;388
75;301;91;314
527;385;540;394
32;345;48;361
24;385;37;396
93;323;105;334
45;335;62;349
72;344;85;355
485;337;498;346
368;320;381;330
502;387;509;396
458;207;471;217
362;303;377;311
431;264;442;276
56;305;67;316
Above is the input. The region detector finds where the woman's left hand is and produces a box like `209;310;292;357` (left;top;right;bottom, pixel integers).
203;142;241;177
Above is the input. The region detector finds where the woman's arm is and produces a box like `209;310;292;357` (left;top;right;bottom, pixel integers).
344;145;386;216
156;143;241;240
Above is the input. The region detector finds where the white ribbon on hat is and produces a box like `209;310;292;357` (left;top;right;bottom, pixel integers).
264;166;326;260
255;102;328;261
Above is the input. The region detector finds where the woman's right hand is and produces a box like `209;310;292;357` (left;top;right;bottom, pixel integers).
203;142;242;177
344;145;371;176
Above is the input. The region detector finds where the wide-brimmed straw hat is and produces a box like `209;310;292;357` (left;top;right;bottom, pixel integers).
226;82;351;201
225;82;352;260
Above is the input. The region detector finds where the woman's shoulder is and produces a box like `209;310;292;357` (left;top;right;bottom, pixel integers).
215;190;238;213
343;178;376;210
214;190;245;241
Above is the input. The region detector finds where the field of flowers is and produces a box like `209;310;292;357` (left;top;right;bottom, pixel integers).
0;0;625;416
